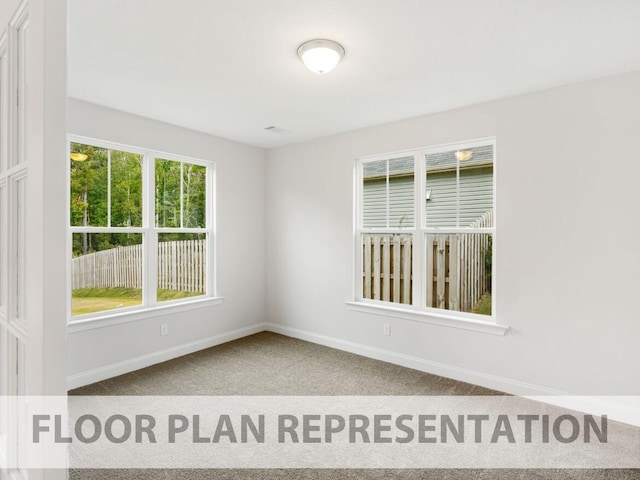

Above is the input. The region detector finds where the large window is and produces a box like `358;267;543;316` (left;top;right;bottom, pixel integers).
356;139;495;322
69;138;214;319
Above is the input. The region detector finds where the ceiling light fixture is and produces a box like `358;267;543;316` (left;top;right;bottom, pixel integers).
297;39;345;75
454;150;473;161
70;153;89;162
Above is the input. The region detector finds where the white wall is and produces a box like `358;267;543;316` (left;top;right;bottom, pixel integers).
68;71;640;403
266;71;640;396
67;99;267;383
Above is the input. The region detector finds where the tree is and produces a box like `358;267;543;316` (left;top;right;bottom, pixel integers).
70;143;108;253
70;144;207;254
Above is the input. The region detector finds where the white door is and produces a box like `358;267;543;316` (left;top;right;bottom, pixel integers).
0;0;67;479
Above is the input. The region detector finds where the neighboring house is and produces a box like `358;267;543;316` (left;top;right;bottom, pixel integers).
363;145;493;228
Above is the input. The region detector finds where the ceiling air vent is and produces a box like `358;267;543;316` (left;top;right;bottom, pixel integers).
264;126;291;135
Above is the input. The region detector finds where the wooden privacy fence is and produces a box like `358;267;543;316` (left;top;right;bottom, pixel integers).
427;210;493;311
72;239;206;293
158;240;206;293
425;233;490;312
73;244;143;290
362;210;493;312
362;235;413;305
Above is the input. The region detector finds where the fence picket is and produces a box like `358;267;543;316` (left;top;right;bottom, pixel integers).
449;235;459;311
363;236;372;298
373;237;381;300
436;235;446;309
392;236;401;302
172;242;178;290
402;237;411;304
382;236;390;302
425;236;433;307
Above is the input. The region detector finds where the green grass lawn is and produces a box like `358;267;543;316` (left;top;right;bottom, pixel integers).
471;293;492;316
72;287;202;316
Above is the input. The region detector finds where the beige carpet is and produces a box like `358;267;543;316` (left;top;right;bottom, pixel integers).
69;332;640;479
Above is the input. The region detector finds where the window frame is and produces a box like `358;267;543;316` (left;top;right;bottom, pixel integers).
67;135;220;329
350;137;507;336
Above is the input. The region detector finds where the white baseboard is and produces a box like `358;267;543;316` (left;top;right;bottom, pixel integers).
67;320;640;426
265;323;640;427
67;322;267;390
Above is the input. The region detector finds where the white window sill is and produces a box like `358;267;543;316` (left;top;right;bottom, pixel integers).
68;296;224;333
346;301;508;336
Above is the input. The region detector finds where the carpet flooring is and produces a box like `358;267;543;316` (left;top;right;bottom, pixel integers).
69;332;640;479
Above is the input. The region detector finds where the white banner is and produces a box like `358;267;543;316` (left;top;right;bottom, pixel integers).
1;395;638;469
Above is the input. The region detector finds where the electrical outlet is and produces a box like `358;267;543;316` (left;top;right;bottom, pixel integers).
160;324;168;336
383;324;390;336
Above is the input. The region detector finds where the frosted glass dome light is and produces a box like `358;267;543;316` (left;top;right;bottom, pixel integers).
297;39;345;75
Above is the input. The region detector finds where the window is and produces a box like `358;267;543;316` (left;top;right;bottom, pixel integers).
355;138;496;327
69;138;215;319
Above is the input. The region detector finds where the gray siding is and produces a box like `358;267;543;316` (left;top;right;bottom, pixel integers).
362;175;414;228
426;166;493;227
363;166;493;229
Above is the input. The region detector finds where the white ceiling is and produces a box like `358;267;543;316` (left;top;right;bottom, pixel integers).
68;0;640;149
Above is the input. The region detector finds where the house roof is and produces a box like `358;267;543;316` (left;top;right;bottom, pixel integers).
426;145;494;172
363;145;493;179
